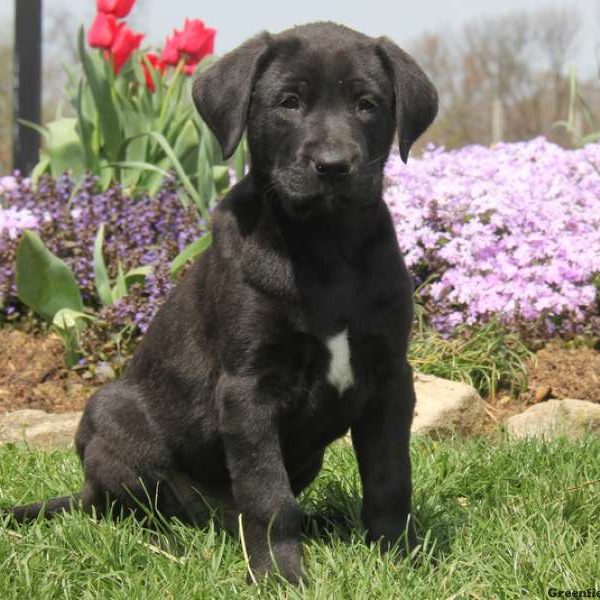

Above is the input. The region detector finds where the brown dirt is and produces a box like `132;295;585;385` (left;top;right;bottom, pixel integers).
1;328;599;428
0;329;97;413
482;343;600;434
526;343;600;404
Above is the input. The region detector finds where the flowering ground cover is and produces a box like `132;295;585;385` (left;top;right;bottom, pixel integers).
2;138;598;350
1;174;203;335
385;137;600;338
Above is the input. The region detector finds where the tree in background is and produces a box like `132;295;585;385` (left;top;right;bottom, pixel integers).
410;6;599;149
1;3;598;170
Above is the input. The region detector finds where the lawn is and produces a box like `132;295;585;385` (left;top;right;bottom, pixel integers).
1;435;599;598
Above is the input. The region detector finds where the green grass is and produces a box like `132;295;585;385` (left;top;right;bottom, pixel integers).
1;435;599;598
409;313;533;398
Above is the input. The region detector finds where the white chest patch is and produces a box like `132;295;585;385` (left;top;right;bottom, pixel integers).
325;328;355;394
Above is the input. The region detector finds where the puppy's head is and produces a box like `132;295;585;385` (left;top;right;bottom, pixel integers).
193;22;437;219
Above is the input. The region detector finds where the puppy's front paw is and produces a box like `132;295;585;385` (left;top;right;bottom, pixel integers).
247;539;303;584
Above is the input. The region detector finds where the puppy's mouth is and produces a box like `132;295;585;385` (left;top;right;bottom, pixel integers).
270;167;373;220
282;193;342;220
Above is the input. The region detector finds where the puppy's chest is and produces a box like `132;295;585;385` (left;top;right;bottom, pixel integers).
322;328;354;394
290;283;359;396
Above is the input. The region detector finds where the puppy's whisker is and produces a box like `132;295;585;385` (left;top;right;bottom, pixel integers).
366;153;389;168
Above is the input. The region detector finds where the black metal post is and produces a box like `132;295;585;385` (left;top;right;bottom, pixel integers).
13;0;42;174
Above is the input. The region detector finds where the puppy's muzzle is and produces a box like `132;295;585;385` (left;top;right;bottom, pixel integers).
307;144;361;179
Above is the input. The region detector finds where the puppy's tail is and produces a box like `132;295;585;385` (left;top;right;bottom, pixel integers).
3;494;80;524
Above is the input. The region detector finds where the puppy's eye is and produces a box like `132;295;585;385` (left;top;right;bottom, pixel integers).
279;94;300;109
357;97;376;112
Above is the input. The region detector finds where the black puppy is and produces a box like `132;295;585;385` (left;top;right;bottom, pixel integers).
7;22;437;583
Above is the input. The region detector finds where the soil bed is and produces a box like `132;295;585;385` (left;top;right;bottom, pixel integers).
527;342;600;404
1;329;599;419
0;329;95;413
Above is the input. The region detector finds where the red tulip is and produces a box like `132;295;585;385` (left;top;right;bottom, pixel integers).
97;0;136;18
178;19;216;63
109;24;144;73
183;63;199;76
141;53;166;92
161;20;216;74
161;30;182;66
87;12;122;49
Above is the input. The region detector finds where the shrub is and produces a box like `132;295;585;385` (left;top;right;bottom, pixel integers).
28;0;243;215
385;137;600;338
1;174;205;338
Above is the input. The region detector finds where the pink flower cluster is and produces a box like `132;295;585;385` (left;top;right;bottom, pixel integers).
384;137;600;336
0;207;38;240
1;177;38;239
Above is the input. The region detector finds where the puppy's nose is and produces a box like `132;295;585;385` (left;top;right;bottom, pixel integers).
311;152;352;177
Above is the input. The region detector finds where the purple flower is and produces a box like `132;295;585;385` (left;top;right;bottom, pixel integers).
385;137;600;337
0;173;206;329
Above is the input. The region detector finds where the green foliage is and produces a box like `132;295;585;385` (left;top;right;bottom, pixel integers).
93;224;152;306
1;436;600;597
170;233;212;278
16;230;83;322
15;230;92;367
409;306;533;397
52;308;96;367
15;224;214;365
554;67;600;148
26;28;247;216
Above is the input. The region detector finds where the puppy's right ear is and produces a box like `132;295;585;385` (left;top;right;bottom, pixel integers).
193;33;272;160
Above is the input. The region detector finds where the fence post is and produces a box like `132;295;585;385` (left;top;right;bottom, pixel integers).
13;0;43;174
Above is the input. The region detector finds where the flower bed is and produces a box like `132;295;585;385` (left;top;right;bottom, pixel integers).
1;174;204;334
385;137;600;337
1;138;599;348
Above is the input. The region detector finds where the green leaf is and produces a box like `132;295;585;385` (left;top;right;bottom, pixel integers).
46;118;86;178
213;165;231;196
143;156;175;199
125;266;153;277
173;120;198;163
53;308;95;330
98;159;114;191
78;26;122;162
93;224;114;306
145;131;209;220
121;106;150;189
30;153;50;189
111;262;128;303
580;131;600;145
193;119;218;209
52;308;94;368
76;80;100;172
16;230;84;322
170;233;212;278
18;119;49;141
108;160;170;178
124;265;152;288
158;63;187;131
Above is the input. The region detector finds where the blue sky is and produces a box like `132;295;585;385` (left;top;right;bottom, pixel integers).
1;0;599;75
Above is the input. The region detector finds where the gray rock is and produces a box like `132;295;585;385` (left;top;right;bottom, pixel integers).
411;373;486;436
506;399;600;440
0;373;487;450
0;409;82;450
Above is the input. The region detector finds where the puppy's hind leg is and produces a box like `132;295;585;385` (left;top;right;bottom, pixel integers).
80;436;164;521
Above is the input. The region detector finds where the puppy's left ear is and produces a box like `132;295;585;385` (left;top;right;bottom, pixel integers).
377;38;438;163
193;33;272;159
